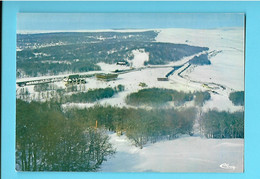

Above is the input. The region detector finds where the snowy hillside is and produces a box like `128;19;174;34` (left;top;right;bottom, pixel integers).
16;28;245;113
16;28;244;172
101;134;243;173
156;28;244;112
156;28;244;91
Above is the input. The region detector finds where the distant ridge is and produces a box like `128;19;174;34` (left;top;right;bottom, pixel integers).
17;29;156;34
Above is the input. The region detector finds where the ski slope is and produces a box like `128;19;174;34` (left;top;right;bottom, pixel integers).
101;133;243;173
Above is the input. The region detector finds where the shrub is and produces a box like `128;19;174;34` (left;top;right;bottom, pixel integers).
229;91;244;106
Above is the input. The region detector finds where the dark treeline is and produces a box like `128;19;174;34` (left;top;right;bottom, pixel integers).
17;31;208;77
229;91;244;106
16;97;244;171
194;91;211;106
17;60;101;77
17;31;158;49
145;43;208;65
201;110;244;138
62;85;124;103
67;105;197;149
65;87;116;103
34;83;59;92
189;53;211;65
16;99;115;171
126;88;211;106
19;84;125;103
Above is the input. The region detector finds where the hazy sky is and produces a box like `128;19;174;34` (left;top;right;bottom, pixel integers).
17;13;244;31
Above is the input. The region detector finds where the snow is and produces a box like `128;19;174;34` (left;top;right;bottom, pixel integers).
16;70;101;82
62;102;95;110
107;49;117;55
119;67;173;90
155;28;244;111
130;49;149;68
41;60;71;65
187;50;244;91
16;28;245;173
203;93;244;112
156;27;243;49
101;133;244;173
17;28;244;112
33;52;50;57
98;91;131;107
97;62;130;73
156;28;244;91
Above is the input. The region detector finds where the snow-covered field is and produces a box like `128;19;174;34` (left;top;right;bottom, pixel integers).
102;28;243;172
16;28;245;172
156;28;244;91
101;133;243;173
60;28;244;111
130;49;149;68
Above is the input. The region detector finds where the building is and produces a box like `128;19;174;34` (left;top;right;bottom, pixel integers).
96;73;118;81
116;61;128;65
157;77;169;81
